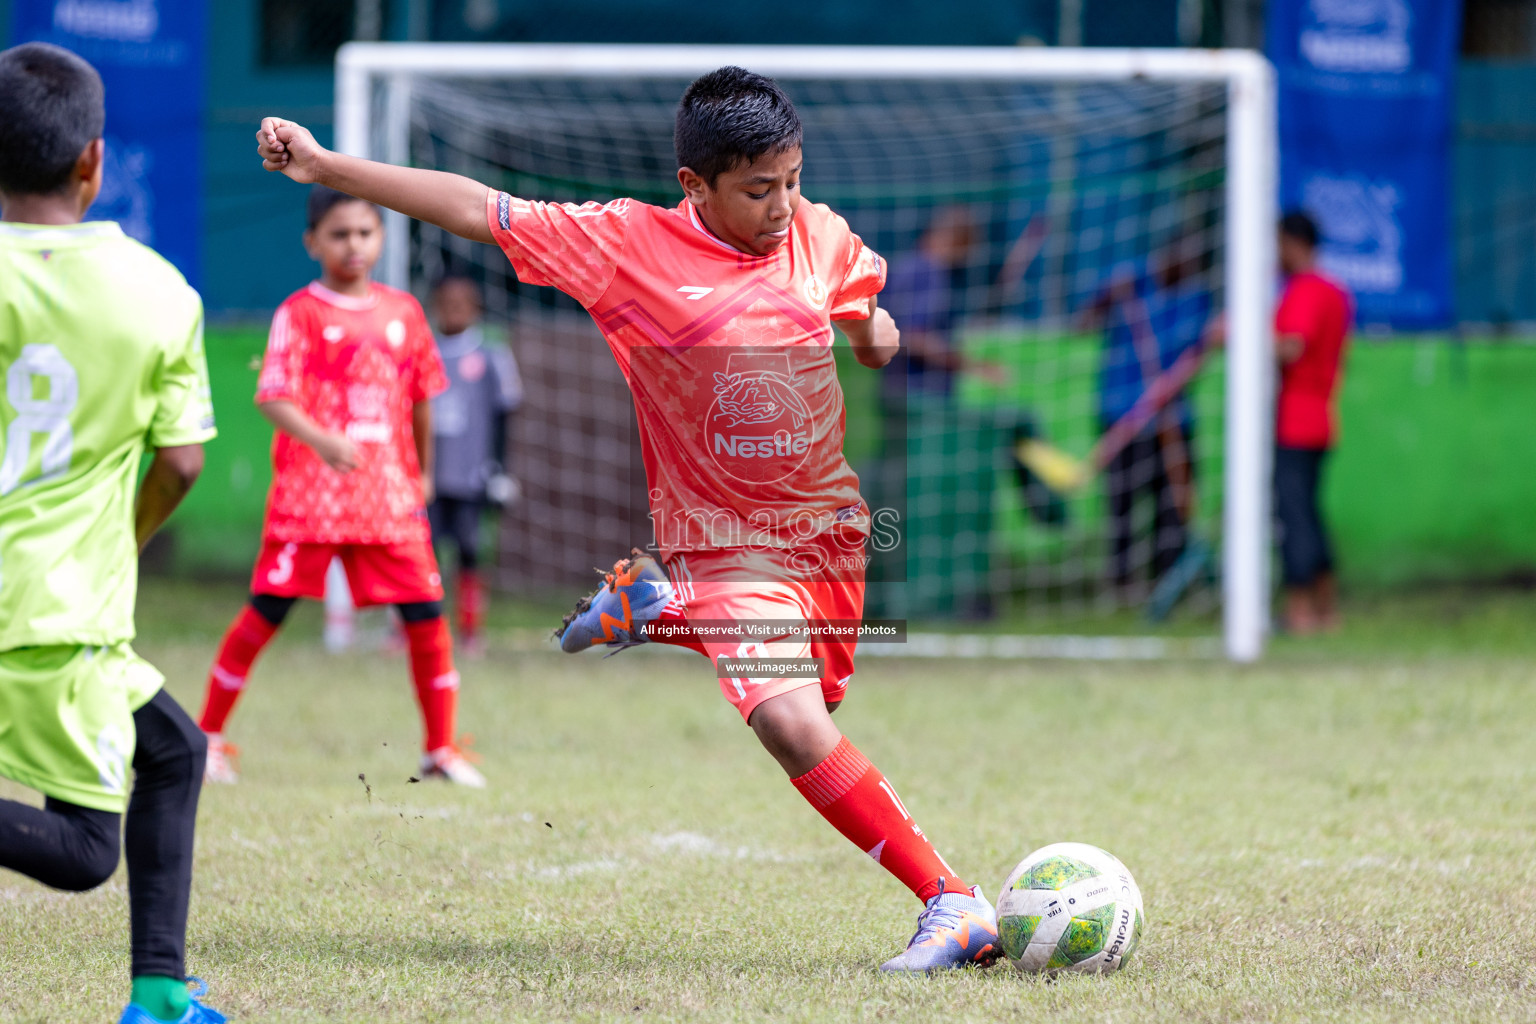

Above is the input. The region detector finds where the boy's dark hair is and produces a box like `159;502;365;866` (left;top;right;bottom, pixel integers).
1280;210;1320;248
433;270;479;294
0;42;105;196
674;66;803;187
306;185;380;230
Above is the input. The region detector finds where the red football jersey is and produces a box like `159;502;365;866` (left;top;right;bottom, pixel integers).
486;190;886;561
1275;270;1352;449
256;281;447;543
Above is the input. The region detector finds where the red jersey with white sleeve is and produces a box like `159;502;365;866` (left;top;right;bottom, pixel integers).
485;189;886;565
256;281;448;544
1275;270;1352;449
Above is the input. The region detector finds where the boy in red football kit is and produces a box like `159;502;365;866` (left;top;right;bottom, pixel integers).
197;186;485;788
255;67;996;970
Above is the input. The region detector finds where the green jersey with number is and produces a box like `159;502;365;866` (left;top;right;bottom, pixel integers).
0;221;216;651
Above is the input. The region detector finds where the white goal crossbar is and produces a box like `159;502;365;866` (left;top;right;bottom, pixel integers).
333;43;1277;662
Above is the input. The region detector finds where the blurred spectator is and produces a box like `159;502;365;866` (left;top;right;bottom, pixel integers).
879;206;1005;412
429;275;523;652
1274;211;1352;634
877;207;1062;528
1083;235;1218;595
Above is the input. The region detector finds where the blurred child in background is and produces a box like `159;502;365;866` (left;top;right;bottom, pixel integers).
198;186;484;788
427;275;522;653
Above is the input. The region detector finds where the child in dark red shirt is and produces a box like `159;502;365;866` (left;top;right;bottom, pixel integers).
1274;211;1352;634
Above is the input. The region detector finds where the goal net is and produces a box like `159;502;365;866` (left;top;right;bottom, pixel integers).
335;45;1276;660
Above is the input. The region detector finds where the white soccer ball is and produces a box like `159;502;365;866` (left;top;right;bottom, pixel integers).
996;841;1144;973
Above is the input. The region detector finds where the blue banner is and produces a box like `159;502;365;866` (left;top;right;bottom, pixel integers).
1267;0;1461;329
10;0;205;286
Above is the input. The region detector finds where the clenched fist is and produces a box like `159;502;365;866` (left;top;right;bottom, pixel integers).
256;117;328;184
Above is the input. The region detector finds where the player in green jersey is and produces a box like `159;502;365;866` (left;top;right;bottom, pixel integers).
0;43;226;1024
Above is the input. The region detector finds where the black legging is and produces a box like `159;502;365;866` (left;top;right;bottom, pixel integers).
429;496;483;572
249;592;442;625
1275;445;1334;586
0;688;206;979
1103;425;1193;586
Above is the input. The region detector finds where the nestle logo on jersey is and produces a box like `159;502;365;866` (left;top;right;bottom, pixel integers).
705;353;814;485
713;431;810;459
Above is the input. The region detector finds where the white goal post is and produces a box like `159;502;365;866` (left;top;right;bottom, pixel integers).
333;43;1277;662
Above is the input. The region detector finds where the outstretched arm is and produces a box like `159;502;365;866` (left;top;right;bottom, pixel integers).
835;296;900;369
257;118;493;244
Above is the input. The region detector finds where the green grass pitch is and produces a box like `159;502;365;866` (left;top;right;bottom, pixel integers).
3;580;1535;1022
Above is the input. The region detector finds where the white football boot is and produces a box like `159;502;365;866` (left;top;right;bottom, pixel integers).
420;746;487;788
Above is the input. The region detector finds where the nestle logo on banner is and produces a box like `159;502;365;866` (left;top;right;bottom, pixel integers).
53;0;159;42
1304;174;1404;293
1299;0;1411;73
92;141;152;244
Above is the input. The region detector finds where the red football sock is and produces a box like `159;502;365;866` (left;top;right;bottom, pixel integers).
199;605;280;734
404;617;458;752
646;602;707;655
457;569;485;639
792;737;967;903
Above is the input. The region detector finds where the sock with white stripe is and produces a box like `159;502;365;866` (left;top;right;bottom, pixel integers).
790;736;967;903
198;604;280;734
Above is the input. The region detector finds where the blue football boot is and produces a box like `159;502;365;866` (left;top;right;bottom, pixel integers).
118;978;227;1023
880;881;1001;973
557;549;674;654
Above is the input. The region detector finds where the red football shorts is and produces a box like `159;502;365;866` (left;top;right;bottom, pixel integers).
251;538;444;606
662;534;866;723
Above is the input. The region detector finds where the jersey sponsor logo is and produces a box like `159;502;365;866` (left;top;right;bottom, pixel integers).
385;319;407;347
323;325;346;342
802;273;829;310
346;422;391;443
706;353;814;485
677;286;714;301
